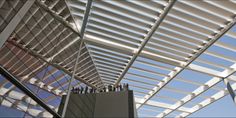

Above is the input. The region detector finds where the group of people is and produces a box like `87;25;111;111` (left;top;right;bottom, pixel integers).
71;83;129;94
71;86;95;94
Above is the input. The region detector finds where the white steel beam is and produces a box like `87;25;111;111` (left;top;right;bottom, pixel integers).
49;37;81;60
35;0;80;37
137;12;236;110
177;77;236;117
34;1;100;74
0;0;35;47
0;95;53;117
114;0;177;86
135;97;191;113
0;87;37;106
84;35;236;80
0;86;58;115
156;63;236;117
84;35;181;67
28;78;66;96
8;40;96;88
226;31;236;39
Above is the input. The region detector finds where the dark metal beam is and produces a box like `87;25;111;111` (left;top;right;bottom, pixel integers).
223;78;236;104
0;66;61;118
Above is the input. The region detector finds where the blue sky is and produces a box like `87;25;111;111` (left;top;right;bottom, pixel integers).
189;95;236;117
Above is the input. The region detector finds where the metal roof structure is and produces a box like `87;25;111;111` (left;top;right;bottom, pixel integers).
0;0;236;117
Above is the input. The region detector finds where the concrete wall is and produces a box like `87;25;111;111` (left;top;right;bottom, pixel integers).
58;90;136;118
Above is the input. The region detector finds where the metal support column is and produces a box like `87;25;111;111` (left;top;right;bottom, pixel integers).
61;0;93;117
0;66;61;117
61;38;84;118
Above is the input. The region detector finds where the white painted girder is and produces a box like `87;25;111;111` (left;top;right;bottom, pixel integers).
177;79;236;117
36;0;104;88
0;88;54;117
114;0;177;86
226;31;236;39
85;35;182;67
28;78;66;96
136;11;236;110
9;40;97;88
84;33;236;80
0;76;67;107
156;63;236;117
0;0;35;47
0;87;37;106
135;97;191;113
